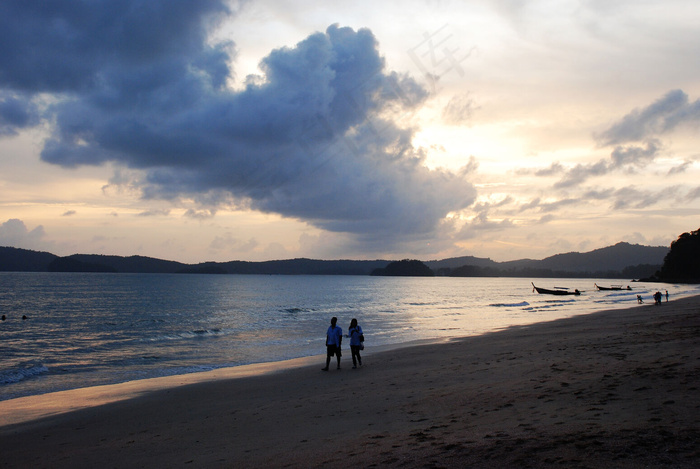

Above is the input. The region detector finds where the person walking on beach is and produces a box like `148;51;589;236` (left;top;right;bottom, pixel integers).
348;318;364;369
322;317;342;371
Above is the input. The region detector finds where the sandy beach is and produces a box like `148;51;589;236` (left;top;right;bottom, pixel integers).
2;296;699;468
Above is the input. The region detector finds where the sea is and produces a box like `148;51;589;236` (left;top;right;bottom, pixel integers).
1;272;697;402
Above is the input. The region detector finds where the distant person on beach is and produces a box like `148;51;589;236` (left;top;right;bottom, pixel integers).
637;295;644;304
348;318;364;369
322;316;342;371
666;290;669;302
654;291;662;305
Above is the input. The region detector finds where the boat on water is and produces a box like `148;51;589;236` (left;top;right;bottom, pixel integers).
595;284;631;291
532;282;581;296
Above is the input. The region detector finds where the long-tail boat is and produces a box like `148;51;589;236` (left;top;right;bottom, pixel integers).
532;282;581;295
595;284;631;291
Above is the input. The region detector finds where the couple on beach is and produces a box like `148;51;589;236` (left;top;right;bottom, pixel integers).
322;316;364;371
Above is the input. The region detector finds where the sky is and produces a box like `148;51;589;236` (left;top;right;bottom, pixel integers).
1;0;699;264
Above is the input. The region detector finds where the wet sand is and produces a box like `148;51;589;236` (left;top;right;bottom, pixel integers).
2;295;699;468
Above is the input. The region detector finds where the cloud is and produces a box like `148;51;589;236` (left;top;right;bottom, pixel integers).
0;2;476;247
523;91;698;189
668;159;693;175
184;209;216;220
459;212;513;236
537;214;555;224
137;209;170;217
442;93;477;125
515;197;580;214
62;210;77;217
519;137;660;190
0;91;39;136
0;218;47;249
533;162;565;177
686;186;700;201
596;89;700;146
610;185;681;210
0;0;231;94
552;140;661;188
209;234;258;253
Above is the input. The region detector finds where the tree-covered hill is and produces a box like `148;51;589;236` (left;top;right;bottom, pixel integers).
656;228;700;282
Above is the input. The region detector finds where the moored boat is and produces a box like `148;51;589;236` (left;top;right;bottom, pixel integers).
595;284;631;291
532;282;581;296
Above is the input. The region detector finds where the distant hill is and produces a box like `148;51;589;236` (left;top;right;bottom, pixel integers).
0;242;668;278
70;254;189;273
425;255;500;270
0;246;57;271
522;242;669;273
424;242;667;278
371;260;434;276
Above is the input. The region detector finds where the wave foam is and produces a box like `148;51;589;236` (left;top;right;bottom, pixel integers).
0;364;49;385
489;301;530;308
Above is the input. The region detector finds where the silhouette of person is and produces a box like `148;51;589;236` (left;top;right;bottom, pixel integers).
1;315;5;321
654;291;662;305
665;290;669;302
637;295;644;304
348;318;364;369
322;317;342;371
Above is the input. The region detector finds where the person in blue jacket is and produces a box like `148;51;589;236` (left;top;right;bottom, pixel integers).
322;316;343;371
348;318;363;369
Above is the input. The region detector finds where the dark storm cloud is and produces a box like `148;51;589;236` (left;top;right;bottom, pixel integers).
0;92;39;136
0;1;476;242
0;0;231;93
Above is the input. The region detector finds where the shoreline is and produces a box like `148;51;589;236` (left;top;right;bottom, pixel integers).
2;296;700;467
0;337;448;427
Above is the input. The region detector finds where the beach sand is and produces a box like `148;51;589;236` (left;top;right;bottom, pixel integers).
2;296;699;468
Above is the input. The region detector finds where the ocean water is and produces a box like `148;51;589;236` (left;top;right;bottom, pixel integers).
1;272;697;401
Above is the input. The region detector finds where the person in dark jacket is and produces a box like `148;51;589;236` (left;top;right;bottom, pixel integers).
322;317;342;371
348;318;363;369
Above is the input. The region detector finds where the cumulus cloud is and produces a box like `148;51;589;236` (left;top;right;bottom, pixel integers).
0;1;476;247
0;218;47;249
